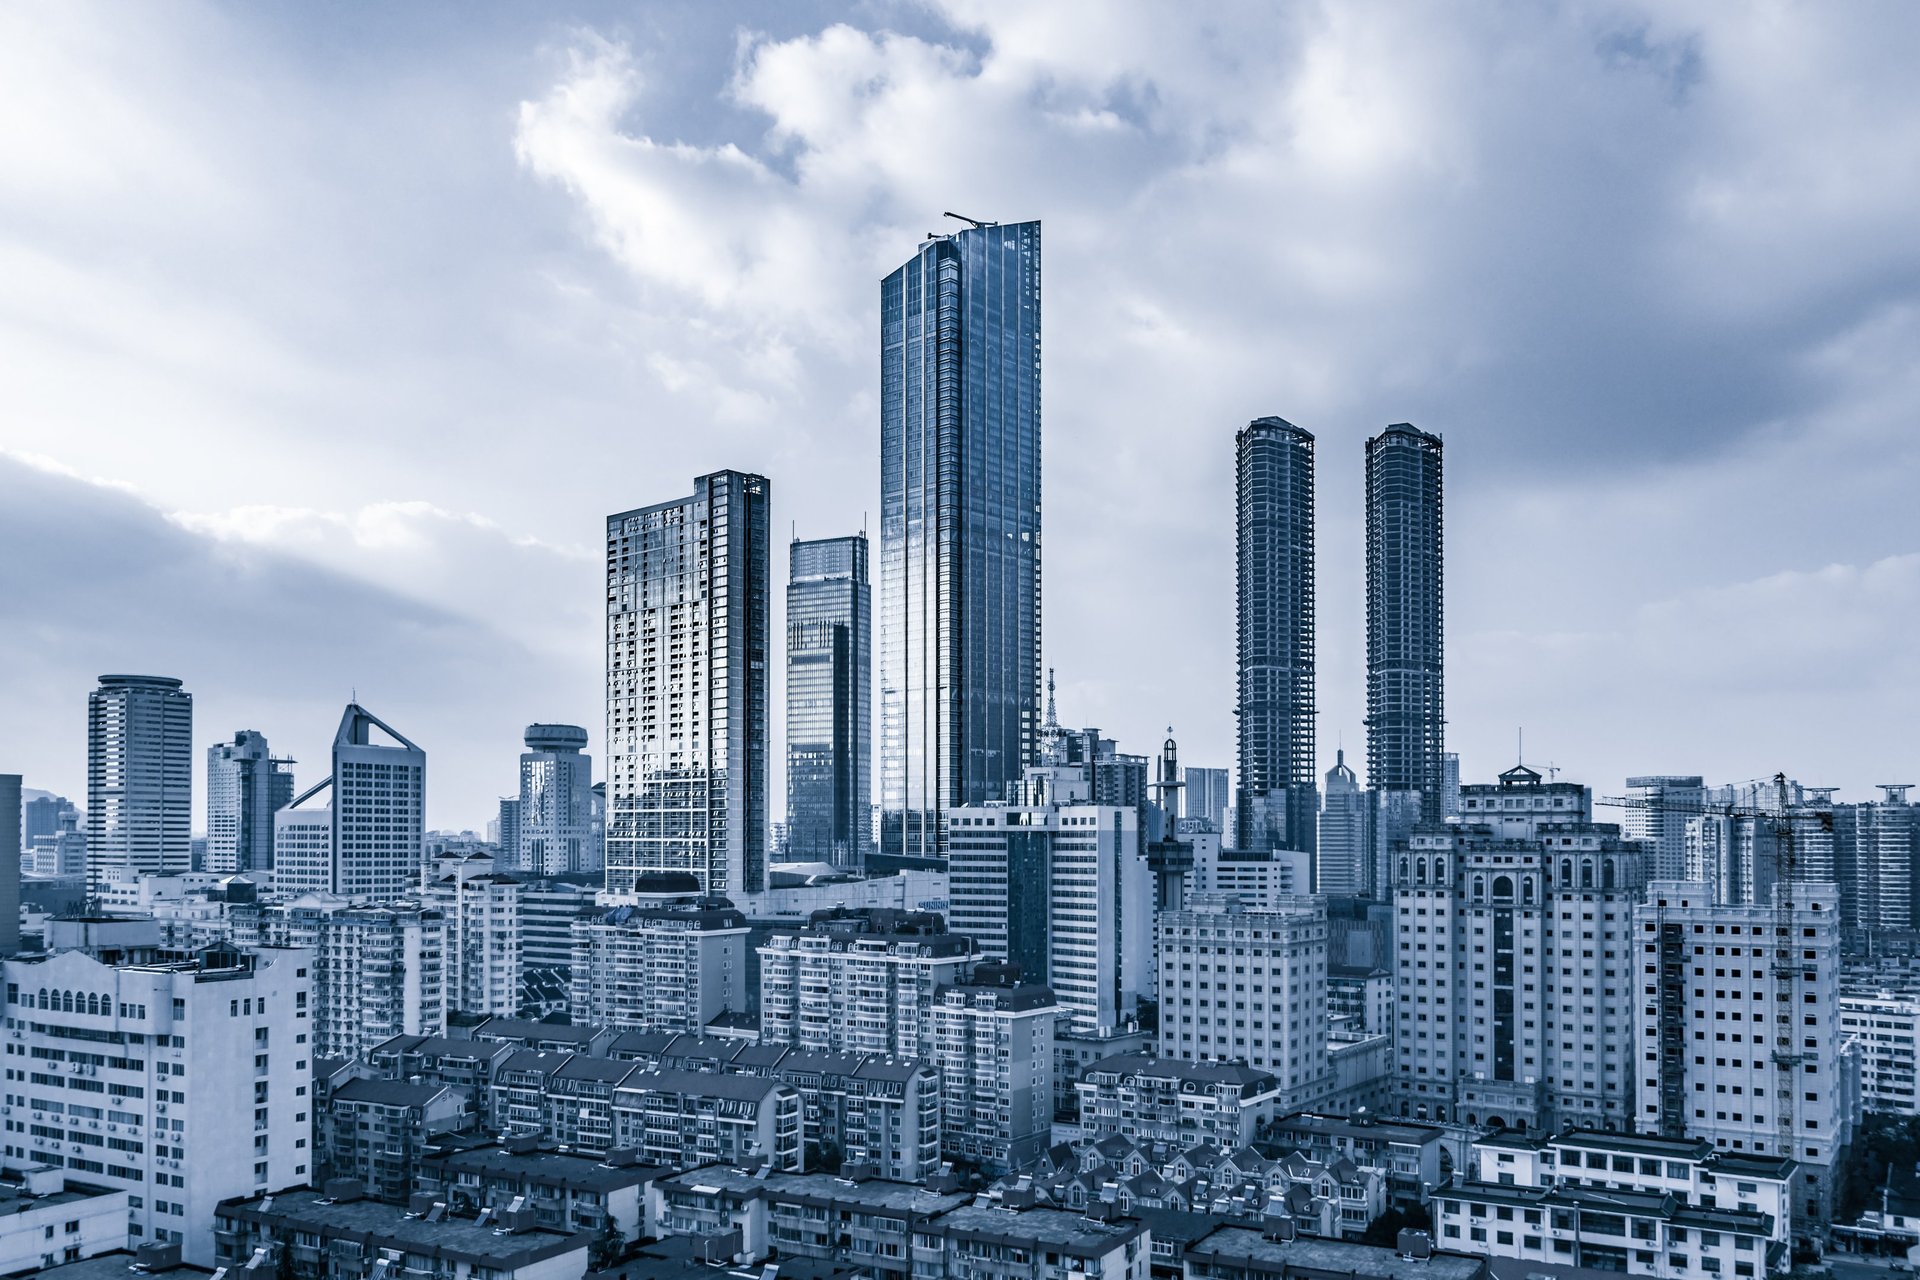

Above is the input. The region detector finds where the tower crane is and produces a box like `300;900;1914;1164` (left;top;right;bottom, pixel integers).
1599;775;1835;1185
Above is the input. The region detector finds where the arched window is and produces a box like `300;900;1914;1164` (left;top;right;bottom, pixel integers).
1435;858;1447;882
1561;859;1573;885
1493;875;1514;900
1603;860;1617;890
1521;878;1536;905
1581;860;1595;889
1472;876;1486;901
86;994;99;1016
1415;858;1427;885
61;991;74;1013
1400;857;1410;884
35;990;47;1009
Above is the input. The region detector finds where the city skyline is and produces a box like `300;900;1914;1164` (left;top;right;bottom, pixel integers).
4;5;1920;828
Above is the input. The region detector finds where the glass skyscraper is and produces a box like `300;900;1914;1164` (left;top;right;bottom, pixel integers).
1235;417;1318;856
1365;423;1445;821
206;729;296;874
878;219;1042;868
605;470;770;895
786;534;871;868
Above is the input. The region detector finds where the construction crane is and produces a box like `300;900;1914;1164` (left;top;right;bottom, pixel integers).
1599;774;1835;1187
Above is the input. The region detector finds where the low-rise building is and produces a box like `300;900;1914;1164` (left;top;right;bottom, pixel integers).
213;1184;592;1280
648;1167;970;1279
1433;1128;1793;1277
1262;1113;1447;1210
1182;1224;1488;1280
611;1069;802;1170
912;1204;1150;1280
417;1140;663;1247
317;1077;470;1203
1077;1055;1280;1149
0;1166;129;1276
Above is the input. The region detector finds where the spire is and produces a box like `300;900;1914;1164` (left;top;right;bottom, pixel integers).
1040;667;1063;766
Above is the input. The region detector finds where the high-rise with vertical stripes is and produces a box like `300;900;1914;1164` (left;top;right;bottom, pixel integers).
786;534;871;868
85;673;192;898
878;218;1042;869
1365;423;1446;822
606;471;771;896
1235;417;1317;856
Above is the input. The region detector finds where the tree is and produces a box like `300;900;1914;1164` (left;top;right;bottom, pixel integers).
1360;1204;1433;1249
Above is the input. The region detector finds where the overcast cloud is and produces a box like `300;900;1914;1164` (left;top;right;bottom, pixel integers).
3;0;1918;828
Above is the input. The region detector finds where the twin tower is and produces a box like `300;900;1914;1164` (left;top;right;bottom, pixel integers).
1234;418;1445;858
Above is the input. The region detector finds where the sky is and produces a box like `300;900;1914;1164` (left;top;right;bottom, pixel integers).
4;0;1919;832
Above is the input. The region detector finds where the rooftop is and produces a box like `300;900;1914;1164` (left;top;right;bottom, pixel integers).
423;1145;668;1193
615;1068;783;1102
0;1176;122;1214
930;1203;1148;1255
1082;1052;1279;1091
218;1188;592;1267
331;1078;454;1108
1267;1112;1444;1145
658;1166;970;1216
1187;1225;1486;1280
38;1252;210;1280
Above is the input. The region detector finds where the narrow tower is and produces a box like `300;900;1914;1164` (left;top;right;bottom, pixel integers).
1365;424;1445;821
1235;417;1317;854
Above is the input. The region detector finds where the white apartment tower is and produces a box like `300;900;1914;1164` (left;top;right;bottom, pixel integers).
757;908;977;1056
85;675;193;898
1394;765;1646;1132
516;724;595;875
422;851;522;1018
569;899;748;1032
1155;893;1331;1109
1634;880;1859;1227
237;898;446;1059
1;942;312;1266
930;967;1060;1173
605;472;771;898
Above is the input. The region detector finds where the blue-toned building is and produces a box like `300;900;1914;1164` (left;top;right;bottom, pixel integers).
1364;423;1445;822
877;218;1042;870
786;534;871;868
1235;417;1317;857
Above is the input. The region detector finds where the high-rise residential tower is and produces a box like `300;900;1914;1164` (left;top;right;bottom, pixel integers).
1235;417;1317;855
85;673;192;898
206;729;296;874
878;218;1042;870
0;775;18;955
517;723;594;875
606;471;771;896
786;534;871;868
1365;424;1445;821
1623;774;1705;881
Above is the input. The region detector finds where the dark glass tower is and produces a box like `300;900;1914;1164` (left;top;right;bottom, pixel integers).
1235;418;1318;855
786;534;871;869
606;470;771;895
1365;423;1445;821
878;219;1042;868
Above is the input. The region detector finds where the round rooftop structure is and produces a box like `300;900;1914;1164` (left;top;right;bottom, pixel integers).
524;723;588;752
97;674;185;689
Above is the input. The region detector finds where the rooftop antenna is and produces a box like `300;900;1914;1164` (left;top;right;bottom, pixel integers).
1516;727;1523;766
943;211;999;229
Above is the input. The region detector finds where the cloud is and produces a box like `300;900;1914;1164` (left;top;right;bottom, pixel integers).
0;454;599;829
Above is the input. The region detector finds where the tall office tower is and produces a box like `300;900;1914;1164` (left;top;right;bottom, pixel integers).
1183;766;1230;832
1393;766;1645;1132
1155;893;1331;1108
516;724;593;875
1635;881;1858;1227
0;775;18;954
2;940;311;1265
786;534;871;868
878;218;1042;870
1317;750;1371;896
1364;424;1445;821
329;703;427;900
606;470;771;896
23;793;67;845
1440;752;1461;819
205;730;296;874
85;674;192;897
1235;417;1317;856
1623;774;1705;880
947;764;1148;1035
